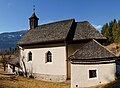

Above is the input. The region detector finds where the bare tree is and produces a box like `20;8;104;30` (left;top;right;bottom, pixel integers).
2;55;7;71
21;56;27;77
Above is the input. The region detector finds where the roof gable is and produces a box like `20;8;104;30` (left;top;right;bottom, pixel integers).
71;39;115;60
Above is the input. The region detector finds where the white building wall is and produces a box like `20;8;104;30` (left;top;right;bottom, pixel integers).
20;46;67;82
71;63;116;88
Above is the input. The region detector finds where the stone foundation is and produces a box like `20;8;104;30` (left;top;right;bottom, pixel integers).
33;73;66;82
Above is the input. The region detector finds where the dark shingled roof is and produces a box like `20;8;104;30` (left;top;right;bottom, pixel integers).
18;19;74;45
73;22;106;40
17;19;106;45
70;39;115;61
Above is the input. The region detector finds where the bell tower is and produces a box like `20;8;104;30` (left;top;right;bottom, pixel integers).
29;8;39;30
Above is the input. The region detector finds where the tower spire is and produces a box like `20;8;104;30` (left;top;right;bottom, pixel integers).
29;5;39;30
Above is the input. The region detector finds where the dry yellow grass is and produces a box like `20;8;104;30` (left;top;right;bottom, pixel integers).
0;55;15;59
88;84;107;88
0;63;70;88
105;43;120;56
0;76;70;88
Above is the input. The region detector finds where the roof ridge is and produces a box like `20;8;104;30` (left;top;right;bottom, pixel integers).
77;21;89;23
38;18;75;27
72;49;80;56
92;39;116;56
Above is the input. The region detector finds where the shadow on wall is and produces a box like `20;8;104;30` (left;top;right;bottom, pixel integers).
116;60;120;78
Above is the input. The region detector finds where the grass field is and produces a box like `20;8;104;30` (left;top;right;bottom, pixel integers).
0;55;15;63
0;76;70;88
0;63;70;88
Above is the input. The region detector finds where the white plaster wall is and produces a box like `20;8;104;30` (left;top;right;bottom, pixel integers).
20;46;67;77
71;63;116;88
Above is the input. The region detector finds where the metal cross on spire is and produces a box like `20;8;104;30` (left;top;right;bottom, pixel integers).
33;5;35;12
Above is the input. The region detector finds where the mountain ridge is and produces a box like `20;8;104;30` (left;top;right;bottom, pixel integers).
0;30;28;50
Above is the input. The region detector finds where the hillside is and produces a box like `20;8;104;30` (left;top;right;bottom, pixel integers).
106;43;120;56
0;30;28;50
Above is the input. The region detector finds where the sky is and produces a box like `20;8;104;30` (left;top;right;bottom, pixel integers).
0;0;120;33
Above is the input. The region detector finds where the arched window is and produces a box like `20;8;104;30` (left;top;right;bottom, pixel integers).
46;51;52;63
28;51;32;61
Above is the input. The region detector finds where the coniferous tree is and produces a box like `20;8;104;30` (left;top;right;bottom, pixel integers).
101;19;120;43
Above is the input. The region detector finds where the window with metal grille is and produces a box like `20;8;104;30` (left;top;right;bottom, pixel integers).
28;51;32;61
89;70;97;78
46;51;52;63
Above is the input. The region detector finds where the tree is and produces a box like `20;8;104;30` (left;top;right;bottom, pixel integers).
101;19;120;43
101;23;108;35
